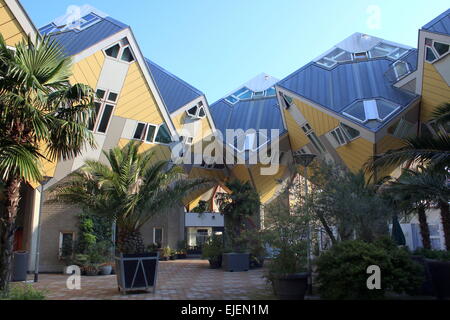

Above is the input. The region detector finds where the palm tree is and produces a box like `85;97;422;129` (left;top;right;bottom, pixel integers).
366;102;450;174
386;166;450;250
0;35;95;293
50;141;212;254
385;168;435;249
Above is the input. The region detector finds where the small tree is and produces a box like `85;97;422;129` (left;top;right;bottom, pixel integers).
303;161;393;243
264;198;308;278
216;180;260;252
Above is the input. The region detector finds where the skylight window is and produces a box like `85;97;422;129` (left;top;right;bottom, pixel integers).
368;42;408;60
224;86;277;104
343;99;400;124
392;61;410;80
230;131;268;153
40;23;59;35
265;87;276;97
316;48;353;68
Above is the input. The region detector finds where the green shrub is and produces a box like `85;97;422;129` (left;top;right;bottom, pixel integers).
316;239;423;300
413;248;450;262
1;285;46;300
202;235;223;262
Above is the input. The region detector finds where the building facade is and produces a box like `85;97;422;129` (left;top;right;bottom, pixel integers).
1;1;449;272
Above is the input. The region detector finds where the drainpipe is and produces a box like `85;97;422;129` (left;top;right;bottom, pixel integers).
33;177;51;282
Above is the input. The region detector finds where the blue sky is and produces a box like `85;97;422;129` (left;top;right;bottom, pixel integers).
21;0;449;103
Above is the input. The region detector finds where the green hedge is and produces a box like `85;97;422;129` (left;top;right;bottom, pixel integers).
316;239;424;300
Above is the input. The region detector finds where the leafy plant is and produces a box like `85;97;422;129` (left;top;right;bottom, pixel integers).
0;284;46;300
413;248;450;262
303;161;393;243
191;200;210;215
242;230;266;268
162;246;172;258
146;243;159;253
264;200;308;281
216;180;260;252
316;239;423;300
176;240;187;255
202;235;224;263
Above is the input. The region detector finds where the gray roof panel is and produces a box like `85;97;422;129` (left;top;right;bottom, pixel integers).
210;96;286;145
44;17;128;56
277;55;419;131
422;9;450;36
145;59;203;114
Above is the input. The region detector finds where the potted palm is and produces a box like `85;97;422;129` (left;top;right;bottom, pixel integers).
264;199;310;300
216;180;261;272
51;142;210;294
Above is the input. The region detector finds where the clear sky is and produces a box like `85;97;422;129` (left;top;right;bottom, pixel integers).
21;0;449;103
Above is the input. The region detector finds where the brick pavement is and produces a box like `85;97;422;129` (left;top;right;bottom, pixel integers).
24;259;272;300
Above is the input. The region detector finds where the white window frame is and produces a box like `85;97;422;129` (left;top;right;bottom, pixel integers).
301;123;326;154
368;42;408;60
425;39;450;64
132;122;160;144
58;231;75;259
90;88;118;134
103;39;136;64
329;127;348;147
280;93;294;109
186;104;206;119
392;60;411;81
153;227;163;246
343;99;400;124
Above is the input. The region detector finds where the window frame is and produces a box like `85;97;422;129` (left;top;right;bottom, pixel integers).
153;227;163;247
392;60;411;81
58;231;75;259
90;88;118;134
103;39;136;64
301;123;326;154
425;39;450;64
185;103;206;119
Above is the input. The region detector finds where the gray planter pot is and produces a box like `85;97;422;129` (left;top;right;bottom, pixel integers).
222;253;250;272
100;265;113;275
115;252;159;294
11;251;29;282
272;273;309;300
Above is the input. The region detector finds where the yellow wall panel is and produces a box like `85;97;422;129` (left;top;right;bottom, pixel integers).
375;135;406;179
115;63;165;125
376;134;405;155
0;1;26;46
293;98;339;136
283;109;309;151
336;137;374;173
421;63;450;122
118;138;171;163
249;164;287;204
68;51;104;89
231;164;251;182
172;112;186;132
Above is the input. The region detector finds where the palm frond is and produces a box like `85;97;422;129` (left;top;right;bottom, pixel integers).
431;102;450;126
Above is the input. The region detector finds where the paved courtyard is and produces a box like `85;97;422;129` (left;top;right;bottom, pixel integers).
25;259;272;300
